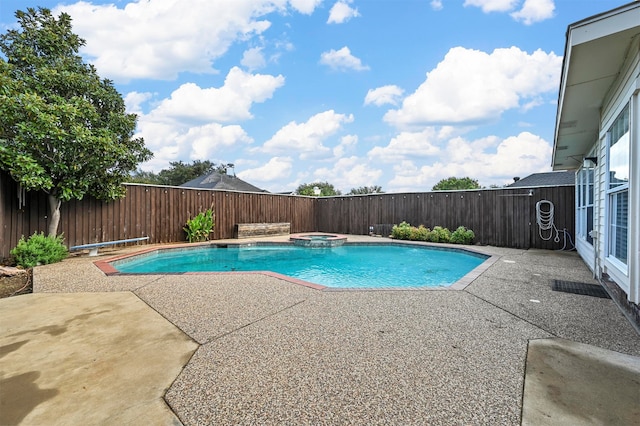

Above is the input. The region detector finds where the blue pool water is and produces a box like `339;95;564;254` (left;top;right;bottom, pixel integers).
113;244;487;289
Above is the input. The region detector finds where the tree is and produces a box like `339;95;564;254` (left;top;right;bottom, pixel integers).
128;169;161;185
348;185;384;195
156;160;217;186
128;160;233;186
295;181;341;196
0;8;152;236
432;177;480;191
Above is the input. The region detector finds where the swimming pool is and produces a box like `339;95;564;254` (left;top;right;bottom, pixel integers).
110;243;490;289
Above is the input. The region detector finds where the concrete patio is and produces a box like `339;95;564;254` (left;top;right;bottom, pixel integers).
1;236;639;425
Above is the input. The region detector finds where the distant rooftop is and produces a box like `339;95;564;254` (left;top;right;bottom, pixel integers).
507;171;575;188
180;172;266;192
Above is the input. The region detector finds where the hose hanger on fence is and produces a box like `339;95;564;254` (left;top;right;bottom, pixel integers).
535;200;556;241
535;200;574;250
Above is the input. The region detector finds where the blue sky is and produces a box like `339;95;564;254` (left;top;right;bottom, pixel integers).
0;0;627;192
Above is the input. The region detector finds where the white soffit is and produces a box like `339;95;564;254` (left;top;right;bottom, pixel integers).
553;2;640;170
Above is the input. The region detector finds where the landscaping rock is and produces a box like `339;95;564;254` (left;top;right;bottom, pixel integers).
0;266;27;277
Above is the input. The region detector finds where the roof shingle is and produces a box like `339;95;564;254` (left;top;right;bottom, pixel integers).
507;171;575;187
180;172;266;192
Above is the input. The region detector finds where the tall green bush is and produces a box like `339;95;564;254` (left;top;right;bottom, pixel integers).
184;208;215;243
411;225;431;241
430;226;451;243
10;232;68;268
450;226;475;245
391;221;412;240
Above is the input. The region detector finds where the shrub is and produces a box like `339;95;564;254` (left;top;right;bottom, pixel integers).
411;225;431;241
391;222;473;244
10;232;68;268
391;221;413;240
184;208;215;243
430;226;451;243
450;226;475;245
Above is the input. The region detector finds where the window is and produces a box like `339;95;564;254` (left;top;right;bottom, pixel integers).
606;104;629;265
577;166;594;245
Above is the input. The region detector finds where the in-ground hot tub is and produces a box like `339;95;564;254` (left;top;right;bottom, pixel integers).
290;233;347;247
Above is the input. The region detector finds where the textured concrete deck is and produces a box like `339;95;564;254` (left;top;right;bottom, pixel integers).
1;236;639;425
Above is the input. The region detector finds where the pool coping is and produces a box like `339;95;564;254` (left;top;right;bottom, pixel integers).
93;239;499;292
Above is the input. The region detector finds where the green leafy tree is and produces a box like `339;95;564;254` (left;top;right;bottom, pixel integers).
432;177;480;191
348;185;384;195
0;8;152;236
295;181;341;197
129;160;233;186
128;169;161;185
157;160;217;186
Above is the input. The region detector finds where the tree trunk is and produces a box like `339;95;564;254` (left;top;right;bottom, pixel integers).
47;194;62;237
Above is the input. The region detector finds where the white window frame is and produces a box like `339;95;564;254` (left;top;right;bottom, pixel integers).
576;164;595;245
605;103;630;272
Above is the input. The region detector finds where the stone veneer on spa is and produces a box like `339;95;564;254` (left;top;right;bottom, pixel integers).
289;233;347;247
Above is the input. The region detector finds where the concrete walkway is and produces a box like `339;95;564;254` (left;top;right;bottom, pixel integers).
1;236;639;425
0;292;197;425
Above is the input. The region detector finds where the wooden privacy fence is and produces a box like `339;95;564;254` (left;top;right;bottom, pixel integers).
1;171;574;258
315;186;575;250
1;178;315;258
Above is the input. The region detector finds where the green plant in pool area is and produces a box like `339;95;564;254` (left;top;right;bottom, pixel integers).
391;222;474;245
410;225;431;241
391;221;412;240
429;226;451;243
10;232;68;268
450;226;475;245
184;208;215;243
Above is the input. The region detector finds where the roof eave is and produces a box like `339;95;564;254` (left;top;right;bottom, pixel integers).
552;1;640;171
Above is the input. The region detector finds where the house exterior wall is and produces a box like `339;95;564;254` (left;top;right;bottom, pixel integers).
578;37;640;304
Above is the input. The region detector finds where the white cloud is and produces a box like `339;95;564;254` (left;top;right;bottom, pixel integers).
430;0;444;11
384;46;561;127
124;91;153;114
150;67;284;124
511;0;555;25
313;157;383;191
464;0;518;13
327;1;360;24
464;0;555;24
441;131;552;183
261;110;355;159
364;85;404;106
241;47;267;71
368;129;442;162
238;157;293;183
188;124;252;160
386;160;438;192
289;0;323;14
130;67;284;171
521;97;544;112
386;131;552;191
54;0;320;82
320;46;370;71
137;120;253;172
333;134;358;157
